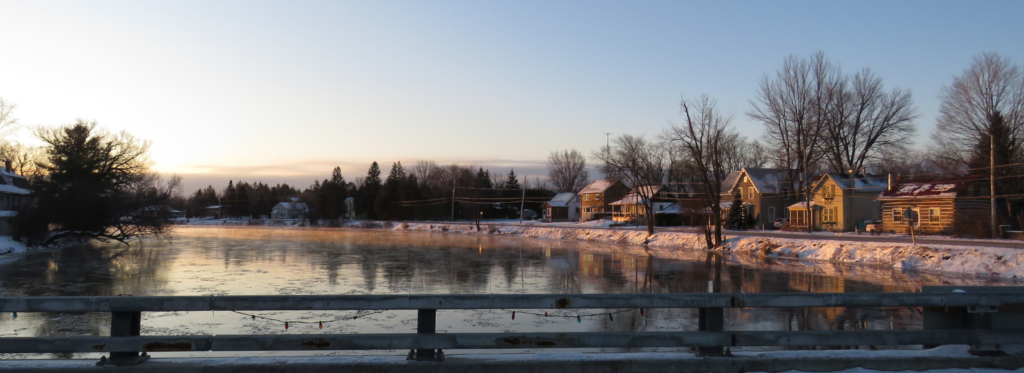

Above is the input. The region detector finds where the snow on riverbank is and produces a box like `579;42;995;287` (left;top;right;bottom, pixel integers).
393;222;1024;279
0;236;26;257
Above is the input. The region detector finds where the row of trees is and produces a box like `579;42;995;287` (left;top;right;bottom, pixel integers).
180;160;555;224
594;51;1024;244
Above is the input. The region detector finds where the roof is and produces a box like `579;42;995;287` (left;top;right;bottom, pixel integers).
0;167;31;193
545;192;577;207
787;200;823;209
656;203;699;214
579;179;621;194
273;202;309;211
609;185;665;205
723;168;792;195
819;173;888;193
877;180;967;200
0;184;30;195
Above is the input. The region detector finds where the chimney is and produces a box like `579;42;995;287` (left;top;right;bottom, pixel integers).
4;160;10;173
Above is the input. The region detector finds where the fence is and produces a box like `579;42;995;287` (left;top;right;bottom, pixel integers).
2;291;1024;365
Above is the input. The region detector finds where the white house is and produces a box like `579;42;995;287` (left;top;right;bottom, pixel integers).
0;161;32;235
271;197;309;220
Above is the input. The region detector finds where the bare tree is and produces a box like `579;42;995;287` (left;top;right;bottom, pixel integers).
0;97;19;140
592;135;666;234
931;53;1024;230
823;68;918;174
0;142;43;179
931;52;1024;171
748;51;842;232
663;95;742;249
547;149;589;192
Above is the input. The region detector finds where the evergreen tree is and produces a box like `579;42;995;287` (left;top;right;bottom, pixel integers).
504;168;521;189
359;162;382;219
726;193;745;230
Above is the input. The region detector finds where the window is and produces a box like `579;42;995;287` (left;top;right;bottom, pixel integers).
892;207;902;223
783;187;790;200
823;185;834;199
595;195;602;201
823;207;837;223
768;207;776;222
929;208;940;223
748;187;754;200
584;194;590;201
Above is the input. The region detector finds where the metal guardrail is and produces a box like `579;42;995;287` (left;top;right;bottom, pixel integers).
2;292;1023;365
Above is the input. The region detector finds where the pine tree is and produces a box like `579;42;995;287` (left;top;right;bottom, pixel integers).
726;193;745;230
359;162;382;219
504;168;521;189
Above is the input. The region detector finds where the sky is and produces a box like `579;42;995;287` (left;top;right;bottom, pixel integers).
1;0;1023;193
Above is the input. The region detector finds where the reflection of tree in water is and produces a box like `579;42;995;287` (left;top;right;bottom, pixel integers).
0;242;173;354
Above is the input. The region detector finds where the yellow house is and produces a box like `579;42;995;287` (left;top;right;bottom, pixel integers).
787;173;887;231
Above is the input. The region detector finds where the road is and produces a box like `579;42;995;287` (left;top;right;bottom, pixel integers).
426;220;1024;249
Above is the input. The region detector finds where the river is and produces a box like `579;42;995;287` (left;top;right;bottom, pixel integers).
0;226;1019;358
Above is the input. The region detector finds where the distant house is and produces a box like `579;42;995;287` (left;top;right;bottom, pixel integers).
543;192;580;222
876;179;988;235
720;168;795;228
577;180;630;222
786;173;888;231
0;161;32;235
205;205;227;219
272;198;309;220
609;185;674;223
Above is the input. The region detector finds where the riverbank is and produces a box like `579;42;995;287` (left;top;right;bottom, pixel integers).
383;221;1024;279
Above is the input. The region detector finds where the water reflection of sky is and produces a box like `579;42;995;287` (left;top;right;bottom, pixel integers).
1;226;1021;358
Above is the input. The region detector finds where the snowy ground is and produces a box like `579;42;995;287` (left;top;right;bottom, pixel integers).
383;221;1024;279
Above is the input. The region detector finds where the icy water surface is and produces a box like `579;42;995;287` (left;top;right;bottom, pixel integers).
1;226;1020;358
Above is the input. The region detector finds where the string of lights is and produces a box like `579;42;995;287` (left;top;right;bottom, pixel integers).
230;310;387;330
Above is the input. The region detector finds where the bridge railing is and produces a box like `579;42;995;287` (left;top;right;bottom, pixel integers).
2;291;1023;365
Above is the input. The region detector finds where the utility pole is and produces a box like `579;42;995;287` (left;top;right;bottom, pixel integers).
991;131;997;238
451;185;456;222
604;133;613;179
519;185;526;224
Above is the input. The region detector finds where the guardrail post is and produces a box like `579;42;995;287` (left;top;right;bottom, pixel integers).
102;311;149;365
698;307;724;357
411;308;443;362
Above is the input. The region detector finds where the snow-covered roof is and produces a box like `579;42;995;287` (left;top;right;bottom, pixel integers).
0;184;30;195
655;202;699;214
723;168;792;195
609;185;665;205
820;173;888;193
787;200;822;209
579;179;621;194
721;200;752;209
609;194;642;205
273;202;309;211
877;181;967;200
545;192;577;207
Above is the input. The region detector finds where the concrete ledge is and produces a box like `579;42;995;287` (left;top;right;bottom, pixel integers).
3;354;1024;373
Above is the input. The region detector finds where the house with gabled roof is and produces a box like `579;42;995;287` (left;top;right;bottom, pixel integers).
876;179;989;235
271;197;309;220
577;179;630;222
786;173;887;231
542;192;580;222
609;185;674;223
720;168;795;228
0;161;32;235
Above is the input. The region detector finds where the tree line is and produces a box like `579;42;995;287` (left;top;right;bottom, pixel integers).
176;161;555;224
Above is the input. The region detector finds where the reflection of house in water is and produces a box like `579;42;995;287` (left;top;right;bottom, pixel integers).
579;252;603;277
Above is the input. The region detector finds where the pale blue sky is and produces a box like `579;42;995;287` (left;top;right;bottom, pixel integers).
1;1;1022;192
